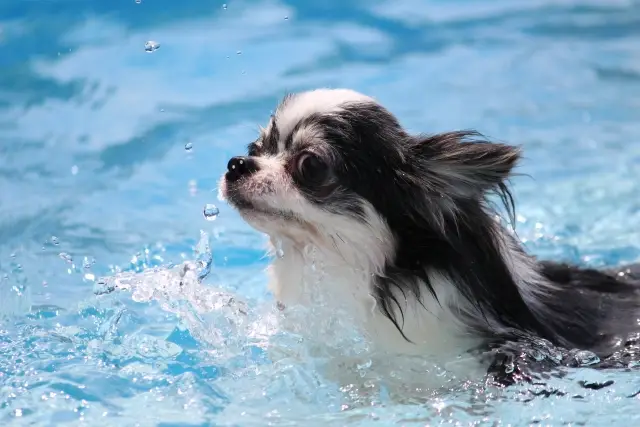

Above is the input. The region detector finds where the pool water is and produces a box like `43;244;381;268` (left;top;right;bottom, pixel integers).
2;0;640;425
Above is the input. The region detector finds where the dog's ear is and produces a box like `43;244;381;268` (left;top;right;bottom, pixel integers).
408;131;520;196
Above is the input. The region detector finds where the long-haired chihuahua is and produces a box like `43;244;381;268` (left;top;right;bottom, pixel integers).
219;88;640;386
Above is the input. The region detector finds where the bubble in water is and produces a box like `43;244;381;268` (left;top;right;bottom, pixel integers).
135;0;141;3
51;236;60;245
185;142;193;152
144;41;160;53
222;3;227;9
59;252;73;263
203;204;219;221
71;165;78;175
284;16;289;20
236;50;242;55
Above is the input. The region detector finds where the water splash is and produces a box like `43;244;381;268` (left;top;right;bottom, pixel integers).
58;252;73;263
93;231;255;352
194;230;213;281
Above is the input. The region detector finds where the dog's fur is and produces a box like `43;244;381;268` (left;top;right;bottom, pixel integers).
219;88;640;384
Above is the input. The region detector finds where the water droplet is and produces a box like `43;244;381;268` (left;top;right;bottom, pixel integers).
284;16;289;20
236;50;242;55
194;230;213;281
83;256;95;269
135;0;141;3
574;350;600;366
71;165;79;175
203;204;219;221
185;142;193;152
222;3;227;9
51;236;60;245
59;252;73;263
144;41;160;53
503;361;515;374
275;239;285;258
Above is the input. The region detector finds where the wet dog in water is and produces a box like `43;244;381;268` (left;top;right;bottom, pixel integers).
218;88;640;385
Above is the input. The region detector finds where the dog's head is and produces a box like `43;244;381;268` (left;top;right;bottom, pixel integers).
219;88;520;262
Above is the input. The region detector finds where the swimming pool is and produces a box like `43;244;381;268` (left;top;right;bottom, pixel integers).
2;0;640;424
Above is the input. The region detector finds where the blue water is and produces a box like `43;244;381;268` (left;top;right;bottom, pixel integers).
2;0;640;425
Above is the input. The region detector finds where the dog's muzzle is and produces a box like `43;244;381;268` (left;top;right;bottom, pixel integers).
226;156;259;182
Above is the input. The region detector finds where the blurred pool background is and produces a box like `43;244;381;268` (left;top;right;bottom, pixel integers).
2;0;640;425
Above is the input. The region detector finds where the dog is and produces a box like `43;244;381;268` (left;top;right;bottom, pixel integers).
218;88;640;386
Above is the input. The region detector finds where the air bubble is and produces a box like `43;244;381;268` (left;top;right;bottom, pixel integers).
144;41;160;53
71;165;79;175
185;142;193;152
51;236;60;245
236;50;242;55
222;3;227;9
284;16;289;20
203;204;219;221
135;0;141;3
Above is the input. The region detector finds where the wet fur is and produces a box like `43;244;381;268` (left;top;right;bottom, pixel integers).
220;88;640;385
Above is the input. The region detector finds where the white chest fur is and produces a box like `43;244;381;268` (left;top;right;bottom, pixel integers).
266;236;482;363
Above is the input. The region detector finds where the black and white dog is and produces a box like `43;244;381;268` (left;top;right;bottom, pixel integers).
219;88;640;385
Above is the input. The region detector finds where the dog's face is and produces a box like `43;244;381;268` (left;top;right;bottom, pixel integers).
219;88;520;252
218;89;399;246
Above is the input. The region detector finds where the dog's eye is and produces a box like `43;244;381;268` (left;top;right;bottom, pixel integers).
247;142;260;157
296;153;328;184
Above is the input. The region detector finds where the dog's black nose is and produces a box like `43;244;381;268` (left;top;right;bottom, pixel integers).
226;156;258;182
